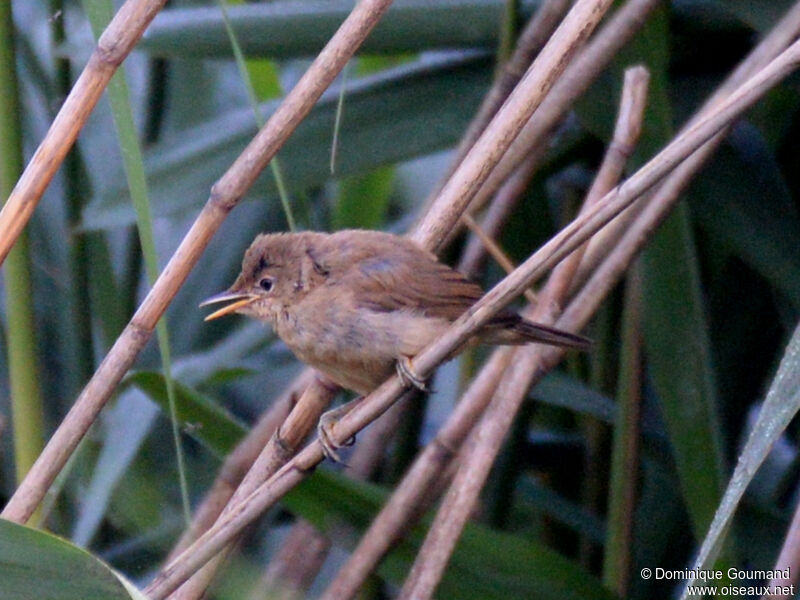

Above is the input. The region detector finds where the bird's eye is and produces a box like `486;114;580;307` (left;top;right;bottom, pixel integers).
259;278;274;292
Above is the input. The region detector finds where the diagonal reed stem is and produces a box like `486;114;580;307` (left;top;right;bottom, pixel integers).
412;0;615;252
2;0;397;525
0;0;169;266
142;33;800;597
397;64;649;600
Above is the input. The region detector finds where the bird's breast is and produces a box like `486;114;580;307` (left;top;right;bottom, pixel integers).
271;298;449;394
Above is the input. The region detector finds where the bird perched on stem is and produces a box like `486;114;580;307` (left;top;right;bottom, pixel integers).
202;230;589;458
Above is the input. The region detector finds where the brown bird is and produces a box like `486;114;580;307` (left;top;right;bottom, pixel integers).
202;230;589;457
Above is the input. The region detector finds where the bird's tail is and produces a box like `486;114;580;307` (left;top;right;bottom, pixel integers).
484;314;592;350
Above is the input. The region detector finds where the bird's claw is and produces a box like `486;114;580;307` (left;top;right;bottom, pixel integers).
397;357;429;392
317;400;360;463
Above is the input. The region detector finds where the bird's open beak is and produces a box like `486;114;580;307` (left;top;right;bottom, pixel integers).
200;290;257;321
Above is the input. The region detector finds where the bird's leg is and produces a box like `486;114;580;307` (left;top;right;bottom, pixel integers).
318;396;362;463
319;358;429;461
396;356;430;392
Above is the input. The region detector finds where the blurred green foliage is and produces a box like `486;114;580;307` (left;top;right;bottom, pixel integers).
1;1;799;598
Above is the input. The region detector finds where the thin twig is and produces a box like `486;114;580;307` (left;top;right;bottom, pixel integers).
460;214;519;275
603;266;643;597
141;40;800;596
2;0;397;525
0;0;168;266
461;213;538;304
458;145;550;280
398;65;649;600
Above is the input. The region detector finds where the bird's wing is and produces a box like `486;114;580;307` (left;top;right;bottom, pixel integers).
340;250;483;321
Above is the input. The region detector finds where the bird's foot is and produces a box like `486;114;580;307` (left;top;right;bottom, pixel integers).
317;398;360;463
396;356;430;392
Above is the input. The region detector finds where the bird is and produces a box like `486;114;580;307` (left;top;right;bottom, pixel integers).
201;229;590;458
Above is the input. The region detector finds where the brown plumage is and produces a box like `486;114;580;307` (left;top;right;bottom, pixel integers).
202;230;589;395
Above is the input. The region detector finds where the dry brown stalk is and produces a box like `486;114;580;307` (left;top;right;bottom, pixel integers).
409;6;800;596
1;0;397;525
605;267;643;597
399;352;550;599
439;0;662;255
544;65;650;306
154;2;614;594
412;15;800;582
143;406;375;598
574;1;800;290
168;374;345;599
460;213;539;305
427;0;572;200
0;0;168;266
165;369;313;560
319;347;516;600
589;4;800;596
456;0;637;269
412;0;615;251
252;398;409;598
459;146;550;279
463;0;572;150
397;66;648;599
557;21;800;594
232;377;337;505
255;520;330;600
457;0;662;229
140;37;800;596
